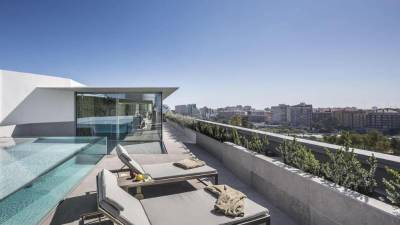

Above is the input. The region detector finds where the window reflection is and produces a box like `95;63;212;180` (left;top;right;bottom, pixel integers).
76;92;162;143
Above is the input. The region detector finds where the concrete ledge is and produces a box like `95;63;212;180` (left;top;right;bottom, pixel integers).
195;129;400;225
196;132;224;161
167;119;196;143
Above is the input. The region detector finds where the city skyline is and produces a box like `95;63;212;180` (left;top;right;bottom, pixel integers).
173;102;400;133
1;0;399;109
172;102;398;111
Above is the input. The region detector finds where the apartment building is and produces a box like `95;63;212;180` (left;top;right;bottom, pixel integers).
175;105;189;115
366;109;400;130
248;110;268;123
289;103;313;128
271;104;290;124
332;109;366;129
174;104;200;117
199;106;217;120
216;110;247;121
312;109;333;123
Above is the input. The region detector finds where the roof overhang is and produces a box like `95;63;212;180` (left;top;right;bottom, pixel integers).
39;87;178;100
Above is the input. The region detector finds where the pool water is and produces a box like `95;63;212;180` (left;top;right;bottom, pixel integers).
0;137;106;225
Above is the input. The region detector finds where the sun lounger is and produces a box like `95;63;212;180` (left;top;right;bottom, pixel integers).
93;169;270;225
113;144;218;187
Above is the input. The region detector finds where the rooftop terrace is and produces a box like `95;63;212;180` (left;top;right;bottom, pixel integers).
39;123;297;225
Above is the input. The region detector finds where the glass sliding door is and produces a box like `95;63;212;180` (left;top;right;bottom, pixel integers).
76;92;162;144
76;93;118;139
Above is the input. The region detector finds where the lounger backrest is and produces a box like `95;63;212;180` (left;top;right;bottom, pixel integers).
116;145;145;174
97;169;151;225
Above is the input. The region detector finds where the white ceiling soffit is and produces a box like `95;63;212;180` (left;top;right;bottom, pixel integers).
38;87;179;100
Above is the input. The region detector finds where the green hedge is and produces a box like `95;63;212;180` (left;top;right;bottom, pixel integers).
279;139;321;175
383;167;400;206
278;137;378;194
166;113;269;153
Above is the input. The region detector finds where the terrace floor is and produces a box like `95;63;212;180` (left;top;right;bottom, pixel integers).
40;123;298;225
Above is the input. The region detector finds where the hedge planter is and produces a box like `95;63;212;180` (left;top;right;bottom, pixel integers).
166;117;400;199
195;130;400;225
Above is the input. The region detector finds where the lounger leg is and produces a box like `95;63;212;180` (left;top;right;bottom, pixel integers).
80;211;104;224
134;186;144;200
214;174;219;184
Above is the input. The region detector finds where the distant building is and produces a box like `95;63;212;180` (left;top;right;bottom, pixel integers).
174;104;200;117
265;111;272;123
217;110;247;121
248;110;268;123
332;109;366;129
312;110;332;123
199;107;217;120
187;104;200;117
366;109;400;130
312;108;400;131
223;105;243;111
271;104;290;124
175;105;188;115
243;105;252;111
289;103;313;128
214;105;251;121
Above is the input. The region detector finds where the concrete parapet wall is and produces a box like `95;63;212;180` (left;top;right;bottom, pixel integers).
194;131;400;225
190;119;400;193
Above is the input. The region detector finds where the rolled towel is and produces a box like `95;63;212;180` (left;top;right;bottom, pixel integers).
205;184;247;217
173;158;205;169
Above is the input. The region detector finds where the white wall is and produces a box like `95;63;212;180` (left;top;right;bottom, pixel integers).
0;70;84;137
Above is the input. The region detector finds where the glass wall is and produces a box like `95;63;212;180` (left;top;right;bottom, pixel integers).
76;92;162;143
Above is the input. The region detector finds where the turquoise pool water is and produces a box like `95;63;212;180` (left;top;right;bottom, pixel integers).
0;137;107;225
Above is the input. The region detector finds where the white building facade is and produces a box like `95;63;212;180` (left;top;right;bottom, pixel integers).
0;70;177;139
0;70;84;137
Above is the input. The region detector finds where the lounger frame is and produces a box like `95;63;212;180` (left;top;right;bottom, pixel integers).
81;174;270;225
94;203;270;225
86;203;270;225
81;177;124;225
112;167;219;190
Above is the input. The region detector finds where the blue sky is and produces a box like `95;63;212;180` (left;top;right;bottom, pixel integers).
0;0;399;109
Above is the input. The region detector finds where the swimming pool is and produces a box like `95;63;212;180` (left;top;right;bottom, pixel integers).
0;137;107;225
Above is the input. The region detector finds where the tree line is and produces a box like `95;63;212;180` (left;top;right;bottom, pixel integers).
323;130;400;155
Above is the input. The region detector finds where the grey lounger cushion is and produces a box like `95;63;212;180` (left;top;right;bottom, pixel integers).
142;162;217;180
98;169;151;225
141;189;269;225
98;169;268;225
116;144;217;180
116;144;146;174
